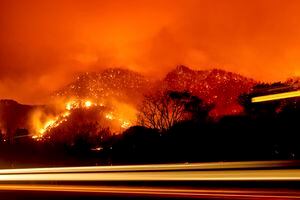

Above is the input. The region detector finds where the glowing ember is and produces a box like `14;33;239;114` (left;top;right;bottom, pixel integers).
31;135;38;139
105;112;132;129
121;121;131;129
65;100;79;110
85;100;92;108
66;102;72;111
105;113;114;120
63;111;71;117
39;119;56;134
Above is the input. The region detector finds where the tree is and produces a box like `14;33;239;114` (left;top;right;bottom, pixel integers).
0;130;3;143
137;90;211;131
112;126;161;164
237;82;296;160
238;82;288;118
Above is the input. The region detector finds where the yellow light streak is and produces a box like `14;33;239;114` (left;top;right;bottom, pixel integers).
0;161;300;182
0;161;296;174
1;169;300;182
252;90;300;103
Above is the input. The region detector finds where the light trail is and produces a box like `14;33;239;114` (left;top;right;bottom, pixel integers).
252;90;300;103
0;162;300;199
0;160;297;174
1;169;300;181
0;185;299;199
0;161;300;182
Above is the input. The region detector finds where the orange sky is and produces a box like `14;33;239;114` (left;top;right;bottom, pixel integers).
1;0;300;104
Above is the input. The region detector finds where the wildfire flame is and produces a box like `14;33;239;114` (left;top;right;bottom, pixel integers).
84;100;92;108
105;113;114;120
105;112;131;129
31;99;136;140
31;110;71;140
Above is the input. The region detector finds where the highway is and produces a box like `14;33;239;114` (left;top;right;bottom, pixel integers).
1;161;300;199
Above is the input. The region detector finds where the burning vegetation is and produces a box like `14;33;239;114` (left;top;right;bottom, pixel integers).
20;66;255;141
0;66;259;142
5;66;298;144
30;99;135;141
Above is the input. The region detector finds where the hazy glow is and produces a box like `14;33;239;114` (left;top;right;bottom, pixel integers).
1;0;300;104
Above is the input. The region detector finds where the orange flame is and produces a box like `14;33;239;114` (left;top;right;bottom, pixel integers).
31;99;136;140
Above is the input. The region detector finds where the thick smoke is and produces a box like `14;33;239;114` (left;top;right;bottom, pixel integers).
1;0;300;104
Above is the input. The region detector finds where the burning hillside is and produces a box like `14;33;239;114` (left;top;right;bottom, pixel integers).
30;99;135;140
163;66;256;116
27;68;152;140
55;66;256;117
1;66;261;140
55;68;151;105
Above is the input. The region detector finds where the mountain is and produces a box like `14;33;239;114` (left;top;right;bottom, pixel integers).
55;68;151;105
286;77;300;89
0;100;37;138
3;67;300;138
162;66;256;116
55;66;256;116
0;66;257;137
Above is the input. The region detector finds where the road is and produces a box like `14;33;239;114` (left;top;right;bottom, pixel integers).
1;161;300;199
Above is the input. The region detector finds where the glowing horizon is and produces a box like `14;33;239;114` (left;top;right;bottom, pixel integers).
1;0;300;104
